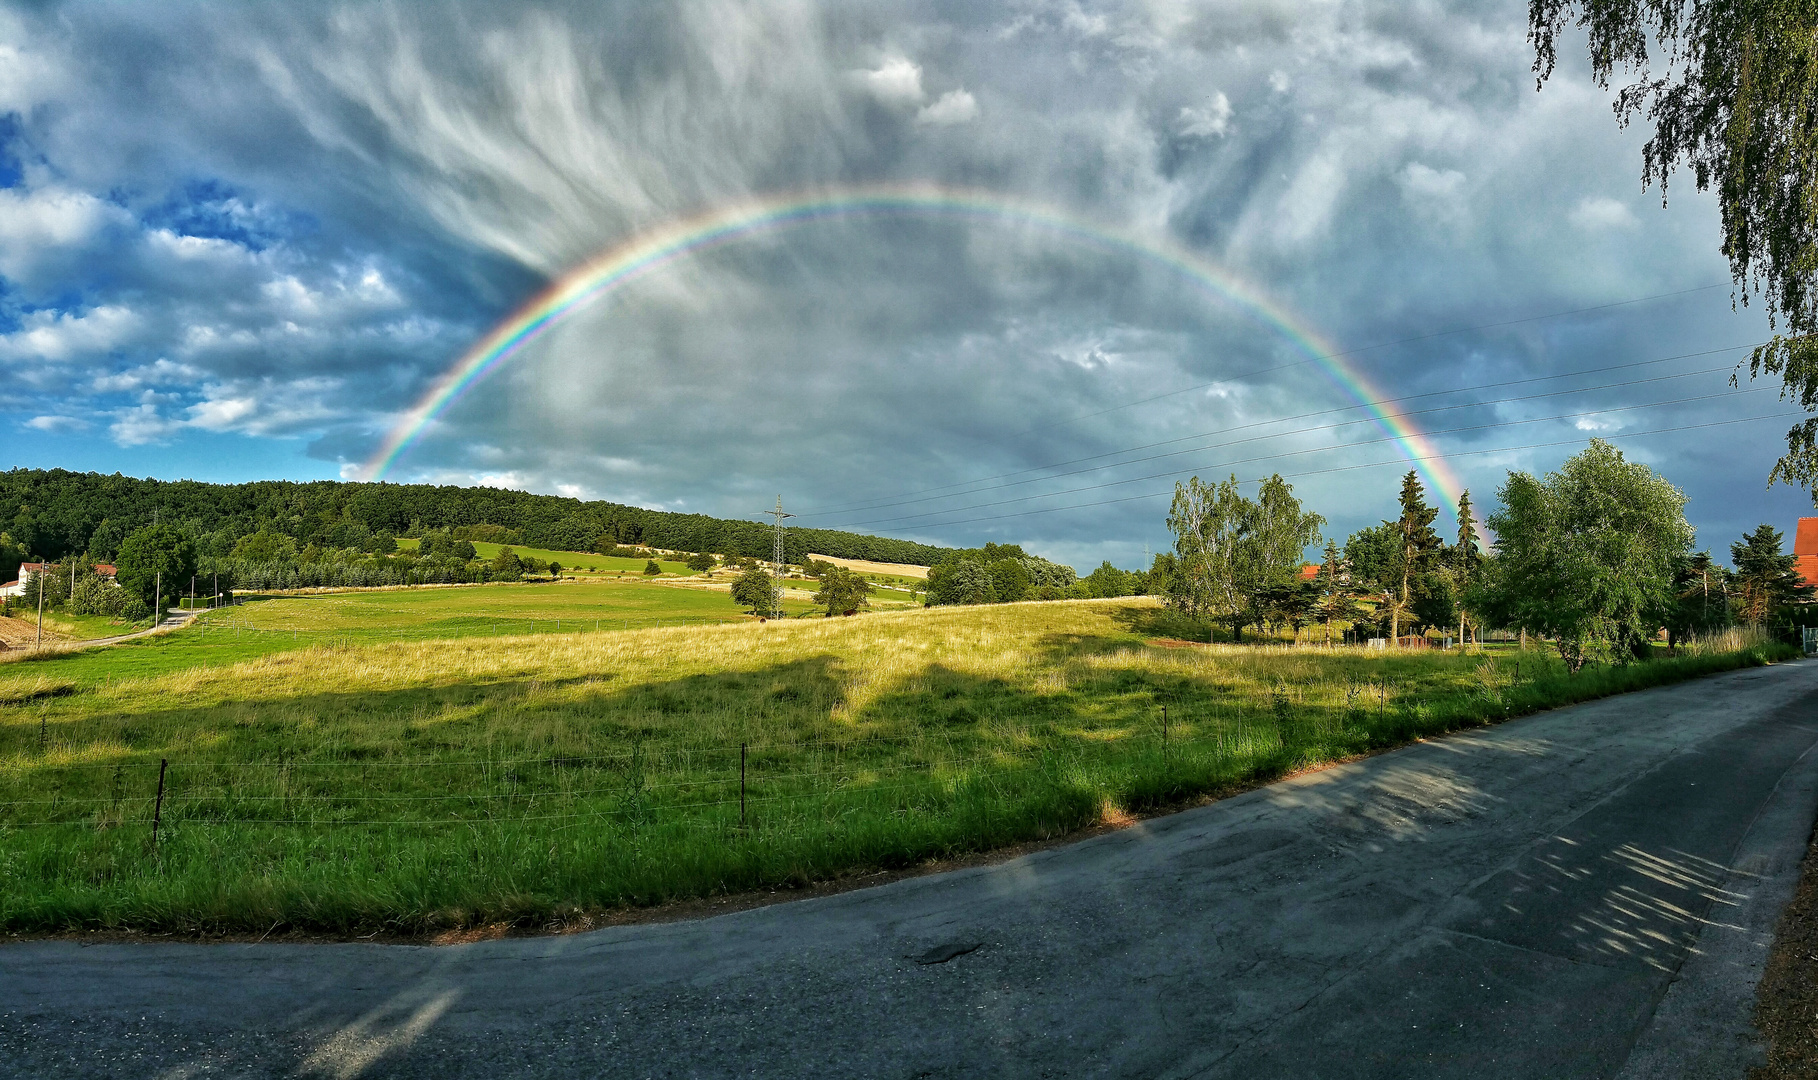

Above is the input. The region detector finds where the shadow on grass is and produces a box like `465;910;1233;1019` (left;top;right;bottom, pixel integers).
1105;603;1219;643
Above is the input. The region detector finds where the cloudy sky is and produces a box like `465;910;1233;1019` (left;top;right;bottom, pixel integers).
0;0;1809;569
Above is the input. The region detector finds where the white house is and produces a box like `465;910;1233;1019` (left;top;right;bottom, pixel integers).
0;562;50;599
0;562;116;599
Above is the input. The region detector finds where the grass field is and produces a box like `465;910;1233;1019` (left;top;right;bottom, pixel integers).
203;578;813;640
0;598;1794;937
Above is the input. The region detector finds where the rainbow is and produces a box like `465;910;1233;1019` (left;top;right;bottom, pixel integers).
362;184;1466;518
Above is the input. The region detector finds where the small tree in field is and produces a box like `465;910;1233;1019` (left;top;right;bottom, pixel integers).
731;565;777;615
685;552;714;572
1486;440;1693;671
491;548;523;582
643;559;662;576
812;566;873;616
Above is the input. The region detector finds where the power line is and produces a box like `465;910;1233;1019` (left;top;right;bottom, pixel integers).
798;339;1761;519
804;350;1757;526
832;381;1781;530
876;411;1801;531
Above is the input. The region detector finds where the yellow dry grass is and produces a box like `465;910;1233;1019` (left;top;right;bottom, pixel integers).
807;553;930;580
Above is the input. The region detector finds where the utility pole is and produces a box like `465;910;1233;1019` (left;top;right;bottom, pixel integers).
154;571;160;627
759;495;794;620
34;560;43;648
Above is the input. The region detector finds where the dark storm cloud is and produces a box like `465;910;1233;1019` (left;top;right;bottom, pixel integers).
0;0;1800;569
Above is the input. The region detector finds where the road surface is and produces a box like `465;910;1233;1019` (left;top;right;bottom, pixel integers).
5;660;1818;1078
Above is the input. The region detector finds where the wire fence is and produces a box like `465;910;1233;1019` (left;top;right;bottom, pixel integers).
0;689;1426;835
180;611;744;646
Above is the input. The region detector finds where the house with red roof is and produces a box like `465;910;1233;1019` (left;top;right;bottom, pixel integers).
0;561;118;598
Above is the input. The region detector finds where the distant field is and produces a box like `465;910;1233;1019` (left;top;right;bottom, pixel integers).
0;597;1792;937
807;553;929;582
206;578;816;641
397;538;698;577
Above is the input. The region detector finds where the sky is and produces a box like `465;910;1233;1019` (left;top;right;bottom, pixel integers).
0;0;1811;571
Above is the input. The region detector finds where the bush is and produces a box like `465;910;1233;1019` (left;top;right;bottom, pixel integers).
731;566;776;614
685;552;714;572
643;560;662;576
119;598;149;622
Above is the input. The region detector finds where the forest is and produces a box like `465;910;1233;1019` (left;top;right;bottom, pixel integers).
0;469;952;570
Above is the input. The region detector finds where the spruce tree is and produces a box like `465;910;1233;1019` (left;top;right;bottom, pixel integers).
1388;471;1442;644
1454;491;1480;644
1731;524;1815;625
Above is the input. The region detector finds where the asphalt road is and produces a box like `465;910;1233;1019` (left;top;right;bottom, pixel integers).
6;660;1818;1079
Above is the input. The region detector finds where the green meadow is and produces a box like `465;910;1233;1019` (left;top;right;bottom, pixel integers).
0;598;1792;937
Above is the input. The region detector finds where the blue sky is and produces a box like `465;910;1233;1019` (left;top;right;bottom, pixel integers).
0;0;1810;569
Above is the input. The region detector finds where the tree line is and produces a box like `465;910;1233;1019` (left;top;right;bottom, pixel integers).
0;469;953;574
1158;441;1816;670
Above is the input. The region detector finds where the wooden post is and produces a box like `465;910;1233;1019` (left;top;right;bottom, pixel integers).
740;743;748;830
151;758;168;846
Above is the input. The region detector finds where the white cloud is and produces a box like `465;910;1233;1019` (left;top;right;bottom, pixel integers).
108;403;179;446
185;396;258;430
916;89;979;126
853;55;925;106
90;358;202;393
0;305;140;363
1569;196;1639;231
24;415;89;434
476;471;527;490
0;11;67;112
1176;93;1232;138
1402;162;1465;198
0;187;131;285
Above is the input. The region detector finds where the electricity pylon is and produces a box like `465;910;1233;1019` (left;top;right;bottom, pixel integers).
760;496;793;619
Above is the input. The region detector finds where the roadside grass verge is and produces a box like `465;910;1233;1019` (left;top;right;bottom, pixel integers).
0;600;1796;936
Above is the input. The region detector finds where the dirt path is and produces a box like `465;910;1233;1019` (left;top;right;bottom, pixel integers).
4;661;1817;1078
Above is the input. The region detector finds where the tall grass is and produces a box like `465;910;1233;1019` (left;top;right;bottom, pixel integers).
1681;626;1775;655
0;600;1796;936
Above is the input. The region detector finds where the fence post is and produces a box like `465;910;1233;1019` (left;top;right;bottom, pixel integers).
1162;704;1169;762
740;743;747;830
151;758;168;846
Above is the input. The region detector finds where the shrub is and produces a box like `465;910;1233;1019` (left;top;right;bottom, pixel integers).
643;560;662;576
